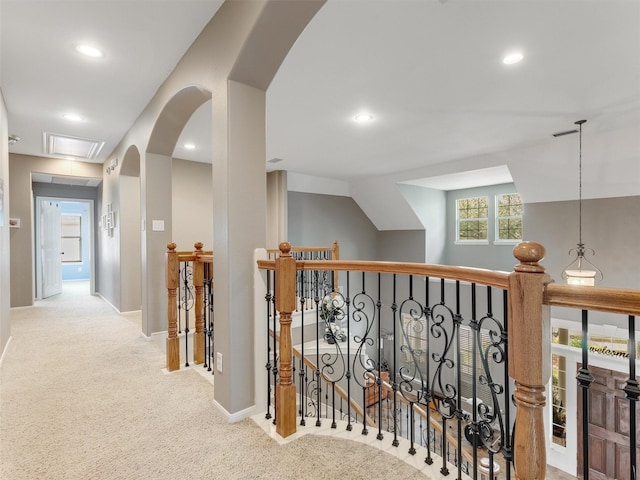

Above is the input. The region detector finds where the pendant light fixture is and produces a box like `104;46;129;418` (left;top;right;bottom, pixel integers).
561;119;603;286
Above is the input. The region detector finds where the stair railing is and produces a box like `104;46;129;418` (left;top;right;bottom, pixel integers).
165;242;213;372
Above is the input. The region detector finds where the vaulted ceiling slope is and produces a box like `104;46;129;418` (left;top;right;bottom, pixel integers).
3;1;640;219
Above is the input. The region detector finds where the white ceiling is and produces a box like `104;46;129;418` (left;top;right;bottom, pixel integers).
3;0;640;197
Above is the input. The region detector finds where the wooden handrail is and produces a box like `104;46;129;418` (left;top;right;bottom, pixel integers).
176;251;213;262
544;283;640;316
258;259;509;289
260;240;639;479
267;240;339;257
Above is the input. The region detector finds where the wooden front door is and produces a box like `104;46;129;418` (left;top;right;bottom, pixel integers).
577;365;640;480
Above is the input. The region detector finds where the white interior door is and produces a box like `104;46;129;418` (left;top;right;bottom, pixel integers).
41;200;62;298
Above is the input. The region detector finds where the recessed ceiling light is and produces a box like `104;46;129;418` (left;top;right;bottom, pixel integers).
503;52;524;65
354;113;374;123
184;143;196;150
76;44;104;58
62;113;84;122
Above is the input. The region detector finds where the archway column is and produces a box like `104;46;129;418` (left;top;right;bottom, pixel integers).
212;80;266;416
140;152;173;336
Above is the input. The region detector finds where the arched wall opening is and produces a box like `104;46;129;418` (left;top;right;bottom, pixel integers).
141;85;212;336
124;0;326;417
119;145;142;312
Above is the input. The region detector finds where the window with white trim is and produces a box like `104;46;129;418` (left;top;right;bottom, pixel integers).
61;214;82;263
495;193;523;242
456;196;488;243
458;325;494;407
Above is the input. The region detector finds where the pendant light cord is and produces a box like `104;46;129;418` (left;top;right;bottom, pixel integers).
575;119;586;247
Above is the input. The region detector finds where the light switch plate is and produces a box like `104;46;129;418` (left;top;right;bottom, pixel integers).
216;352;223;373
152;220;165;232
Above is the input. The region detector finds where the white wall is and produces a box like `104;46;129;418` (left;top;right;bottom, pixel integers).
0;91;11;358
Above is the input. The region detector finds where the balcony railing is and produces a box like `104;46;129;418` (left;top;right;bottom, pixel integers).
165;242;213;372
256;241;640;480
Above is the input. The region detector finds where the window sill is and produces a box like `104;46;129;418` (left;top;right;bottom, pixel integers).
493;240;521;246
454;241;489;246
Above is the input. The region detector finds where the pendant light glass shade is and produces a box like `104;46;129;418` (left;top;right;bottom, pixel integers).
561;120;603;285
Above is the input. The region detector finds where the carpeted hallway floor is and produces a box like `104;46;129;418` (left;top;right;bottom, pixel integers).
0;282;431;480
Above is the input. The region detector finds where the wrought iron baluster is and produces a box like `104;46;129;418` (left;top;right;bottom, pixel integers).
456;280;465;480
272;270;278;425
265;270;273;420
425;276;434;466
624;315;639;480
351;271;376;437
430;276;458;476
469;282;479;480
179;261;194;367
203;269;209;370
314;270;322;427
208;275;214;374
577;309;594;480
502;289;512;480
346;271;353;432
384;274;391;443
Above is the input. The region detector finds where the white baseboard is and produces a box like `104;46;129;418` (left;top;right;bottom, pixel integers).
213;400;256;424
0;336;13;367
96;293;121;313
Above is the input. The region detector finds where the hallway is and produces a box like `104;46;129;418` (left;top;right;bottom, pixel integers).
0;282;427;479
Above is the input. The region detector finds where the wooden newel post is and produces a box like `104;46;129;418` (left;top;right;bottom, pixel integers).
275;241;297;437
508;242;552;480
166;242;180;372
193;242;205;365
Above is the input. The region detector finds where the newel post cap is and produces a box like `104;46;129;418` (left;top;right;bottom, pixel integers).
194;242;203;251
513;241;546;273
167;242;177;252
279;241;292;257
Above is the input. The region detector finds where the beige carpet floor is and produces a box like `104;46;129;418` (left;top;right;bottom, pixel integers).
0;282;429;480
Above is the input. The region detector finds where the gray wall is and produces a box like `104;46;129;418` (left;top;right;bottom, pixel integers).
398;183;446;264
288;191;379;261
8;154;102;307
525;195;640;290
377;230;425;263
119;175;141;312
288;191;428;264
171;158;213;251
1;92;10;357
445;183;520;272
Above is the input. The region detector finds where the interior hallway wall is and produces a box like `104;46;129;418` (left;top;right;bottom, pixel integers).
102;0;326;417
288;191;378;261
0;92;11;357
171;158;213;252
8;154;102;307
119;175;141;312
525;195;640;290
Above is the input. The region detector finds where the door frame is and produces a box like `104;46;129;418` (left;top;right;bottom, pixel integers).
34;196;96;299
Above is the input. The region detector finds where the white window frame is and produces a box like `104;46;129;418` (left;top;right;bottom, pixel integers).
61;213;82;263
455;196;489;245
494;193;523;245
